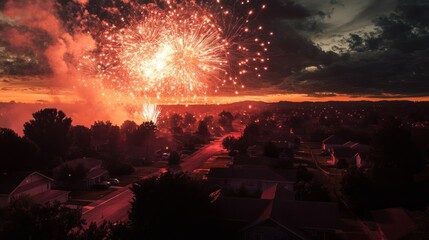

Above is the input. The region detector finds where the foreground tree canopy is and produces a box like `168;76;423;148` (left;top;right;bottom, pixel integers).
129;172;230;240
23;108;72;168
0;198;84;240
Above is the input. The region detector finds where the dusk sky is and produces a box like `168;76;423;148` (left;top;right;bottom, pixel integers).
1;0;428;103
1;0;429;131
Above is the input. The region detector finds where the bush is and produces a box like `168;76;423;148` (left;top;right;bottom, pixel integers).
107;162;135;175
168;151;180;165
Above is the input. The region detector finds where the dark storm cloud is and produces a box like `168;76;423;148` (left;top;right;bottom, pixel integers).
1;0;428;98
251;0;338;88
334;0;398;33
277;0;429;97
282;49;429;95
261;0;312;20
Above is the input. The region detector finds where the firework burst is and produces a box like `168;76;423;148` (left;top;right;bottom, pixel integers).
141;103;161;124
81;0;272;104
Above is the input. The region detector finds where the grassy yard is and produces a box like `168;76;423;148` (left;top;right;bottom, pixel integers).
67;199;92;206
295;150;313;161
201;155;232;169
114;167;161;186
71;188;116;201
150;161;168;168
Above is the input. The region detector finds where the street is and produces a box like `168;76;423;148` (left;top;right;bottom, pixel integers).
82;129;242;225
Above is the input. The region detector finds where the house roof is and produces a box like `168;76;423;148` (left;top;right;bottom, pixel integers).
322;135;347;145
0;172;53;195
261;184;295;200
343;141;357;147
86;168;108;180
208;167;288;182
350;143;370;153
371;208;417;240
216;197;271;222
332;146;357;159
268;199;340;231
250;201;311;240
216;194;339;233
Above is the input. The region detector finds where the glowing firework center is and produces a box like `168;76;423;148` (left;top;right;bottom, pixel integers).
86;0;271;104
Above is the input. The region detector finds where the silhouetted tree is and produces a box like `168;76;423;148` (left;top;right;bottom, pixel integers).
222;136;237;151
296;165;313;182
120;120;138;141
371;119;425;186
24;108;72;168
0;197;84;239
243;122;259;143
57;162;89;189
183;112;196;127
129;172;229;240
196;120;210;137
264;141;279;158
285;116;303;129
69;125;92;158
336;158;349;169
76;221;137;240
170;113;183;133
218;111;233;132
203;115;214;127
0;128;39;171
341;167;373;215
294;179;331;202
107;162;135;175
91;121;120;150
126;122;157;161
77;222;110;240
234;136;250;155
167;151;180;165
127;122;156;145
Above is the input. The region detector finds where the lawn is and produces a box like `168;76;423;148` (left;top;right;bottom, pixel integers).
150;161;168;168
114;166;162;186
201;155;232;169
71;188;117;201
67;199;92;206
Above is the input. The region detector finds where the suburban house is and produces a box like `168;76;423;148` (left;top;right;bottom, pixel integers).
322;135;347;152
207;166;297;195
215;184;340;240
351;143;370;168
329;146;358;167
53;158;108;190
330;142;371;167
0;172;70;207
371;208;417;240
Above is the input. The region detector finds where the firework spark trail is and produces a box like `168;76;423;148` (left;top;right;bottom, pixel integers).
142;103;161;124
81;0;272;104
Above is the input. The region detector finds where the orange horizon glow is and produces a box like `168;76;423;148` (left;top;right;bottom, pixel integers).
2;76;429;105
2;89;429;105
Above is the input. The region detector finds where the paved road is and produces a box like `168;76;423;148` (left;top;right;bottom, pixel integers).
176;130;242;172
82;186;133;225
82;129;242;225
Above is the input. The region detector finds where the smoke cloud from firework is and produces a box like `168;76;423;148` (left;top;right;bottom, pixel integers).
0;0;272;130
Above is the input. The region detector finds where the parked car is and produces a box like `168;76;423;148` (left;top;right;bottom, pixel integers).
193;168;210;174
104;178;120;185
93;181;111;189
